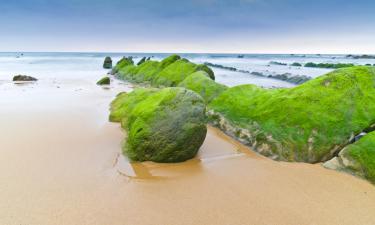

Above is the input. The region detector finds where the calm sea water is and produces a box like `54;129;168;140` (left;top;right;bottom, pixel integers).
0;52;374;88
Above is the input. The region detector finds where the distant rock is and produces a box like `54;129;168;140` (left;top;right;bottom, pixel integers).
96;76;110;85
103;56;113;69
346;54;375;59
13;75;37;82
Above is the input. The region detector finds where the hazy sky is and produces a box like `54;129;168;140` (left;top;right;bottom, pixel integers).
1;0;375;53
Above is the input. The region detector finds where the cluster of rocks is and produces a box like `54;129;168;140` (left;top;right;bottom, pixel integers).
346;54;375;59
204;62;311;85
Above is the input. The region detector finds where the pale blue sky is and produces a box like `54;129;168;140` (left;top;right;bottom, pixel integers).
0;0;374;53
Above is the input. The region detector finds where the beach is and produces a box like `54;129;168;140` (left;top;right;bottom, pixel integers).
0;53;375;225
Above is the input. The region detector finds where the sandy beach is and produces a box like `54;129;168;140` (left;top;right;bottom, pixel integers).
0;70;375;225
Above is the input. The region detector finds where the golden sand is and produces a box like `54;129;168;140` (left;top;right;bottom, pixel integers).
0;81;375;225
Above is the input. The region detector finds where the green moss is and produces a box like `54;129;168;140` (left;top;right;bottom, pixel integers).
178;71;227;103
195;64;215;80
343;132;375;183
159;54;181;69
109;88;158;122
110;87;207;163
111;57;134;74
96;76;110;85
209;66;375;162
152;59;199;86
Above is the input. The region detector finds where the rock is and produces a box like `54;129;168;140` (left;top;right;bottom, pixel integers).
110;55;216;87
324;131;375;184
111;57;134;75
110;87;207;163
291;62;302;67
96;76;110;85
178;71;227;103
137;57;147;66
209;66;375;163
103;56;112;69
13;75;37;82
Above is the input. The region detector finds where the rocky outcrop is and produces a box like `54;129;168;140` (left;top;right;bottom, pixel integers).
103;57;112;69
110;87;207;163
13;75;37;82
209;66;375;163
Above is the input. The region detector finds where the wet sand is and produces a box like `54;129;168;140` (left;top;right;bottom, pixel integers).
1;78;375;225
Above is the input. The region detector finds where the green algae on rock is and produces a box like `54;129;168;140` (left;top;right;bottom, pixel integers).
209;66;375;163
96;76;110;85
103;56;113;69
110;87;207;163
13;75;38;82
324;131;375;184
111;57;134;75
178;71;227;103
110;54;215;87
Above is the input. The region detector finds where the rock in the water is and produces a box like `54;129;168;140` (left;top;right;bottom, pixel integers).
137;57;147;66
103;56;112;69
209;66;375;163
110;54;216;86
96;76;110;85
110;57;134;75
110;87;207;163
324;131;375;184
13;75;37;82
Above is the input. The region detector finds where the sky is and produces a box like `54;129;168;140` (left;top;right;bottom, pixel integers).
0;0;375;53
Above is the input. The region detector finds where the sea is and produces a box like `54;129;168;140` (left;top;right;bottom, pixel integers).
1;52;375;88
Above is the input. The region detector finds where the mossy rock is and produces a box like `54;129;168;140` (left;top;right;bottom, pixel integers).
109;88;158;122
209;66;375;163
111;57;134;75
153;59;205;87
178;71;227;103
324;131;375;184
13;75;37;81
103;56;112;69
110;87;207;163
96;76;110;85
137;57;147;66
111;54;216;87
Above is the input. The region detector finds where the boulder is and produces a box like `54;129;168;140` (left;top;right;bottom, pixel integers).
110;87;207;163
137;57;147;66
13;75;37;82
103;56;112;69
96;76;110;85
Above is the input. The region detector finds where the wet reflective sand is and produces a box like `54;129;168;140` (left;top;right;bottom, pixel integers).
1;80;375;225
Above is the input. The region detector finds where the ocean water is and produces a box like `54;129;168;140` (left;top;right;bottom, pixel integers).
1;52;374;88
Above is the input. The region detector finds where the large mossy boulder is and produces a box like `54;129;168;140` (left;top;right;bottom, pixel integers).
324;132;375;184
96;76;110;85
110;87;207;163
209;66;375;163
178;71;227;103
103;56;112;69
